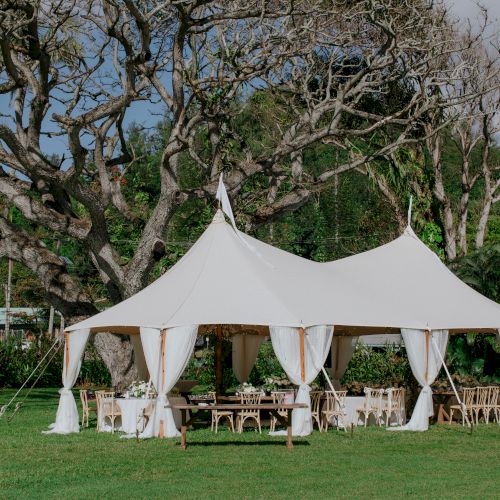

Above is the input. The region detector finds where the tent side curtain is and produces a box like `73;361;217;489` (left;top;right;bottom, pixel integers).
389;329;448;432
270;325;333;437
44;328;90;434
134;325;198;439
231;333;264;383
330;336;358;389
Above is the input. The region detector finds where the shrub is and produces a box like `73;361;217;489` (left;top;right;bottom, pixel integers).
342;343;413;395
0;336;110;388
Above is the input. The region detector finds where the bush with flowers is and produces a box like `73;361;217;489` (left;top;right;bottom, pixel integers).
263;375;292;392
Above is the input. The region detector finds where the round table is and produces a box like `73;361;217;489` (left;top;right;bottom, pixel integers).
117;398;153;433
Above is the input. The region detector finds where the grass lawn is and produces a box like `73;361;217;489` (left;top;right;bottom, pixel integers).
0;389;499;499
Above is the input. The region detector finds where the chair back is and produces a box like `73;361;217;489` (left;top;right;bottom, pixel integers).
324;390;346;412
310;391;323;414
462;387;475;408
271;391;287;405
95;390;117;417
476;386;489;407
386;388;405;411
80;390;89;409
488;386;499;406
240;392;262;414
364;388;384;414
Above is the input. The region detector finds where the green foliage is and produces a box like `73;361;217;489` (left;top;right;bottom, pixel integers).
0;337;110;388
342;344;413;395
453;243;500;302
420;222;445;260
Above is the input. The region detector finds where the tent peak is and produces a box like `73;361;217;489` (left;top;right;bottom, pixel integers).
212;209;226;224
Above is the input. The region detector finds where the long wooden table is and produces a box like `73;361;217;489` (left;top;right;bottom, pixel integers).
167;403;307;450
432;391;459;424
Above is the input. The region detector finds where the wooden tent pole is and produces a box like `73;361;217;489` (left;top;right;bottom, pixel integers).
215;325;223;396
299;327;305;383
424;329;430;384
159;329;167;438
64;331;69;376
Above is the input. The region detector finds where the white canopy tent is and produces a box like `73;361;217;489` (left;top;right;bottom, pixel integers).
325;225;500;430
46;182;500;436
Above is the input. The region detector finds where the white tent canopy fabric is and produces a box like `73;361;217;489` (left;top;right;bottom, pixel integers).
325;226;500;332
68;221;500;335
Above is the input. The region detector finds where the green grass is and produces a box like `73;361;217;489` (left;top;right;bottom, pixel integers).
0;389;499;499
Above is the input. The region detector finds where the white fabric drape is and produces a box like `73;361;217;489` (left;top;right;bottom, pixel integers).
389;329;448;432
130;333;149;381
44;329;90;434
232;334;264;383
330;336;358;389
138;325;198;438
270;325;333;436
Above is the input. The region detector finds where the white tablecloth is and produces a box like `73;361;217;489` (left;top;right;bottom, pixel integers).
118;398;153;433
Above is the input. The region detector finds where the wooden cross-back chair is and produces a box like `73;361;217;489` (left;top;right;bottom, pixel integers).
236;392;262;433
95;390;121;433
79;389;97;428
269;391;288;433
322;390;347;432
383;388;406;426
208;392;235;433
449;387;475;426
356;388;385;427
310;391;324;431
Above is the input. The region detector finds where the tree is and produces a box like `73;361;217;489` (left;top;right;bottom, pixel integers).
422;20;500;260
0;0;476;386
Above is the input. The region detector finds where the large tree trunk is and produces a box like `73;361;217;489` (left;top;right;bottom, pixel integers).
94;334;140;390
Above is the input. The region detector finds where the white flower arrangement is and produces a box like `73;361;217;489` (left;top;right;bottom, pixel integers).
127;380;148;398
235;382;261;394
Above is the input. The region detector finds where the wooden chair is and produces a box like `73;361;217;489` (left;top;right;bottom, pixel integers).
95;390;121;433
79;390;97;428
472;387;489;424
356;388;385;427
236;392;262;433
449;387;475;425
310;391;324;431
322;390;347;432
209;392;235;433
269;391;288;432
383;388;406;426
488;386;500;424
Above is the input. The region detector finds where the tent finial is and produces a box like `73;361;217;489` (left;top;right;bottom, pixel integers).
407;195;413;228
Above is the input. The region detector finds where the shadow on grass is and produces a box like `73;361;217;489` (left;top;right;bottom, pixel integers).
177;440;310;447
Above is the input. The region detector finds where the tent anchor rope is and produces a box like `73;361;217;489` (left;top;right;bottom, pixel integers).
431;336;471;427
0;337;61;418
7;342;63;422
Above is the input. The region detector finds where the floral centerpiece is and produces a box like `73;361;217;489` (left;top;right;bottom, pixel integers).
127;380;148;398
235;382;261;395
263;376;292;392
